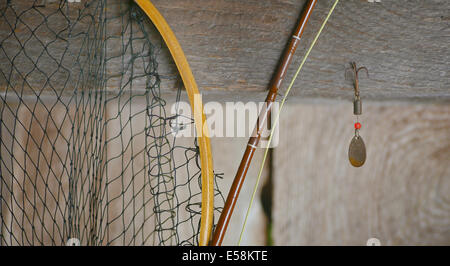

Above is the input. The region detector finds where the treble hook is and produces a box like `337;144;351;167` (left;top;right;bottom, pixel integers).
345;62;369;115
346;62;369;97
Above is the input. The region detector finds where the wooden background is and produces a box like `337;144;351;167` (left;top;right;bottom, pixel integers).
151;0;450;101
2;0;448;101
0;0;449;245
273;101;450;245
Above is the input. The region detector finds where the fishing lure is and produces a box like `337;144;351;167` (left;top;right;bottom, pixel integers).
347;62;368;167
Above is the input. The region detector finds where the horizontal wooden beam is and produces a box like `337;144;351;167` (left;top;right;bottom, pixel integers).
153;0;449;101
1;0;448;102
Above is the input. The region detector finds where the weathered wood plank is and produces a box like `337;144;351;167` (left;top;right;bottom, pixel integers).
1;0;448;101
0;100;96;245
273;101;450;245
0;96;268;245
211;137;269;245
151;0;450;101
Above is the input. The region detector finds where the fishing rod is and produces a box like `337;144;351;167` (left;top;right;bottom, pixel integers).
211;0;318;246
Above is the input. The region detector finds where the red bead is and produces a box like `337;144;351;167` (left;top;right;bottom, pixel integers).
354;122;361;129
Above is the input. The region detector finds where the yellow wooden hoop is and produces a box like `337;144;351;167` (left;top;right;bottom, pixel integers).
134;0;214;246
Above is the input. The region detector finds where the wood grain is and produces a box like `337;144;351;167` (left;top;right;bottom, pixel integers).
0;97;268;245
151;0;450;101
1;0;448;101
210;137;269;245
1;0;449;246
272;101;450;245
0;100;98;245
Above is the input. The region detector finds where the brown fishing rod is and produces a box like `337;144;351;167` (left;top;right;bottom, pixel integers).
211;0;318;246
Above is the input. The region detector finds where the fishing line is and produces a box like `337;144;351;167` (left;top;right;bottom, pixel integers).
238;0;340;245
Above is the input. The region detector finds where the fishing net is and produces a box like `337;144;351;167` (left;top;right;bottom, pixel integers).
0;0;223;246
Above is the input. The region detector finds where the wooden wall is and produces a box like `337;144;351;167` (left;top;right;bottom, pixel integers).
272;100;450;245
2;0;448;101
0;97;268;245
151;0;450;101
1;0;449;246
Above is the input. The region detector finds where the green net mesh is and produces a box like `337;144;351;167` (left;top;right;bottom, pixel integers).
0;0;223;246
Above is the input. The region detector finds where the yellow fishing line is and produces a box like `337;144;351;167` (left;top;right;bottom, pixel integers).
238;0;340;245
